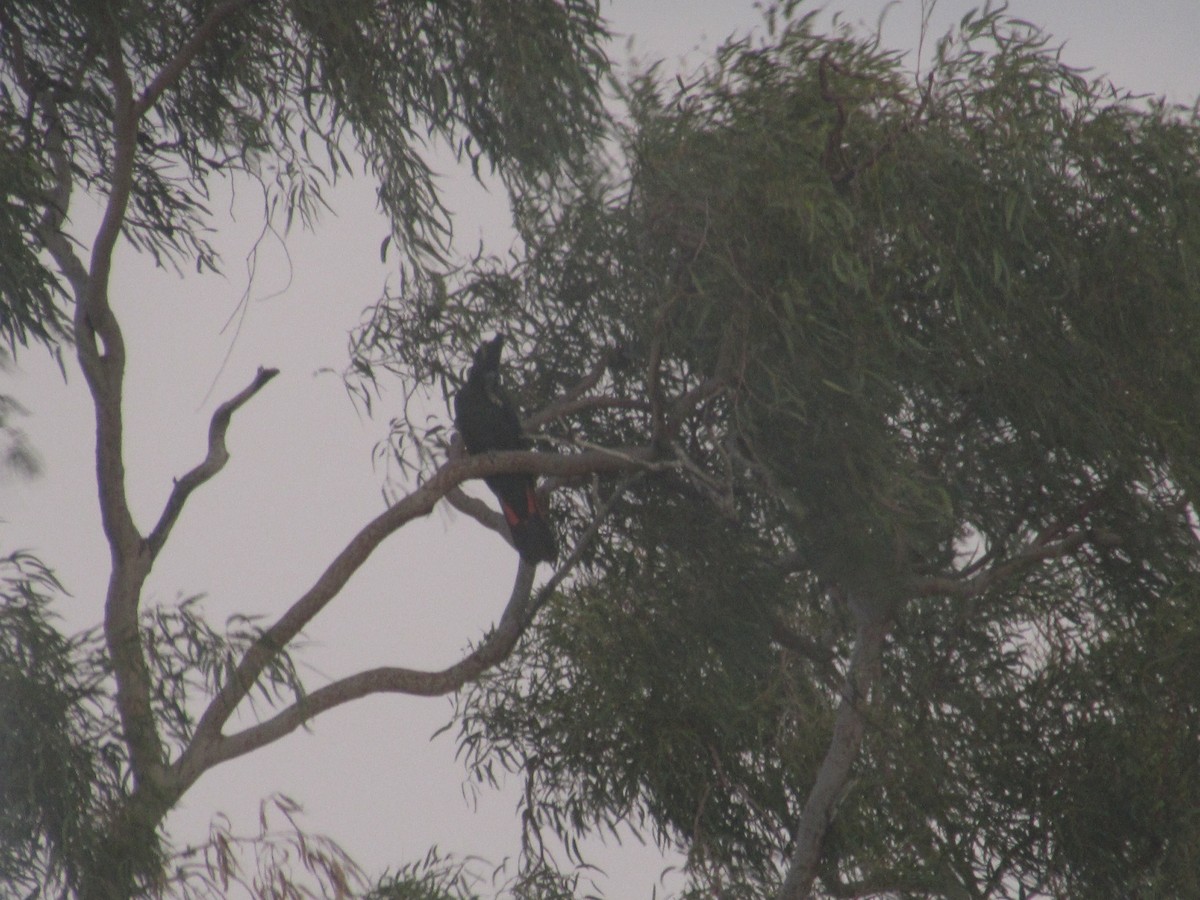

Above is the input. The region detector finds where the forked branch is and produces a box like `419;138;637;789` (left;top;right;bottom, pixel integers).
180;444;660;773
186;463;638;781
184;564;540;780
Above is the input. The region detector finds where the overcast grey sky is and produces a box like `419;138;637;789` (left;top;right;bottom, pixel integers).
3;1;1198;896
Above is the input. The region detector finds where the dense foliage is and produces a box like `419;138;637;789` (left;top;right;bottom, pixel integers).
0;0;607;351
1;1;609;896
6;0;1200;894
356;6;1200;896
0;553;115;896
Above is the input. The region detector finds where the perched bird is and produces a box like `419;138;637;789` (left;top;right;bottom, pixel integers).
454;335;557;564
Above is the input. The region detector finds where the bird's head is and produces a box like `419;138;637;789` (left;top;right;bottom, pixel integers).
468;334;506;385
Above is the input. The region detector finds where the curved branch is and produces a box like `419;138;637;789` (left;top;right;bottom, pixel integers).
185;465;642;783
178;444;659;781
84;29;135;372
36;114;89;296
147;367;279;558
87;27;161;791
191;563;539;777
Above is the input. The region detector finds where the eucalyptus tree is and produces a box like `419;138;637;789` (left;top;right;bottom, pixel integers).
355;6;1200;897
0;1;613;896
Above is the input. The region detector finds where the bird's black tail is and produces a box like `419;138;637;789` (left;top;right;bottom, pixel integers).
495;481;557;565
510;513;558;565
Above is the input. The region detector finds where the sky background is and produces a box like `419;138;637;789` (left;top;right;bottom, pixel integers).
3;1;1199;896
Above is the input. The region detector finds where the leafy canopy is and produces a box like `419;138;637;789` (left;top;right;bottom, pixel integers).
356;4;1200;896
0;0;608;350
1;1;611;895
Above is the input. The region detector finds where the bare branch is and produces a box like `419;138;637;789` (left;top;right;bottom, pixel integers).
189;564;540;776
185;467;641;780
913;528;1108;599
446;486;511;541
531;394;651;431
133;0;253;118
178;444;660;781
83;29;136;375
84;26;162;792
147;367;279;558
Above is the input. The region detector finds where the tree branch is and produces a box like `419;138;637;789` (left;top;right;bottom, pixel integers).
36;113;90;297
183;463;640;783
531;394;651;431
526;353;616;430
147;367;279;558
178;444;659;779
771;619;841;690
84;25;164;792
646;304;670;445
913;527;1113;599
188;563;540;777
133;0;254;118
83;30;135;378
778;608;890;900
446;485;512;541
667;377;725;434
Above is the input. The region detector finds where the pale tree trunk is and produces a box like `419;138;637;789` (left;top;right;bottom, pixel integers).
778;601;890;899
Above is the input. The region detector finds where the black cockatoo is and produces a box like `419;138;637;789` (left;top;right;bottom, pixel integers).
454;335;557;565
